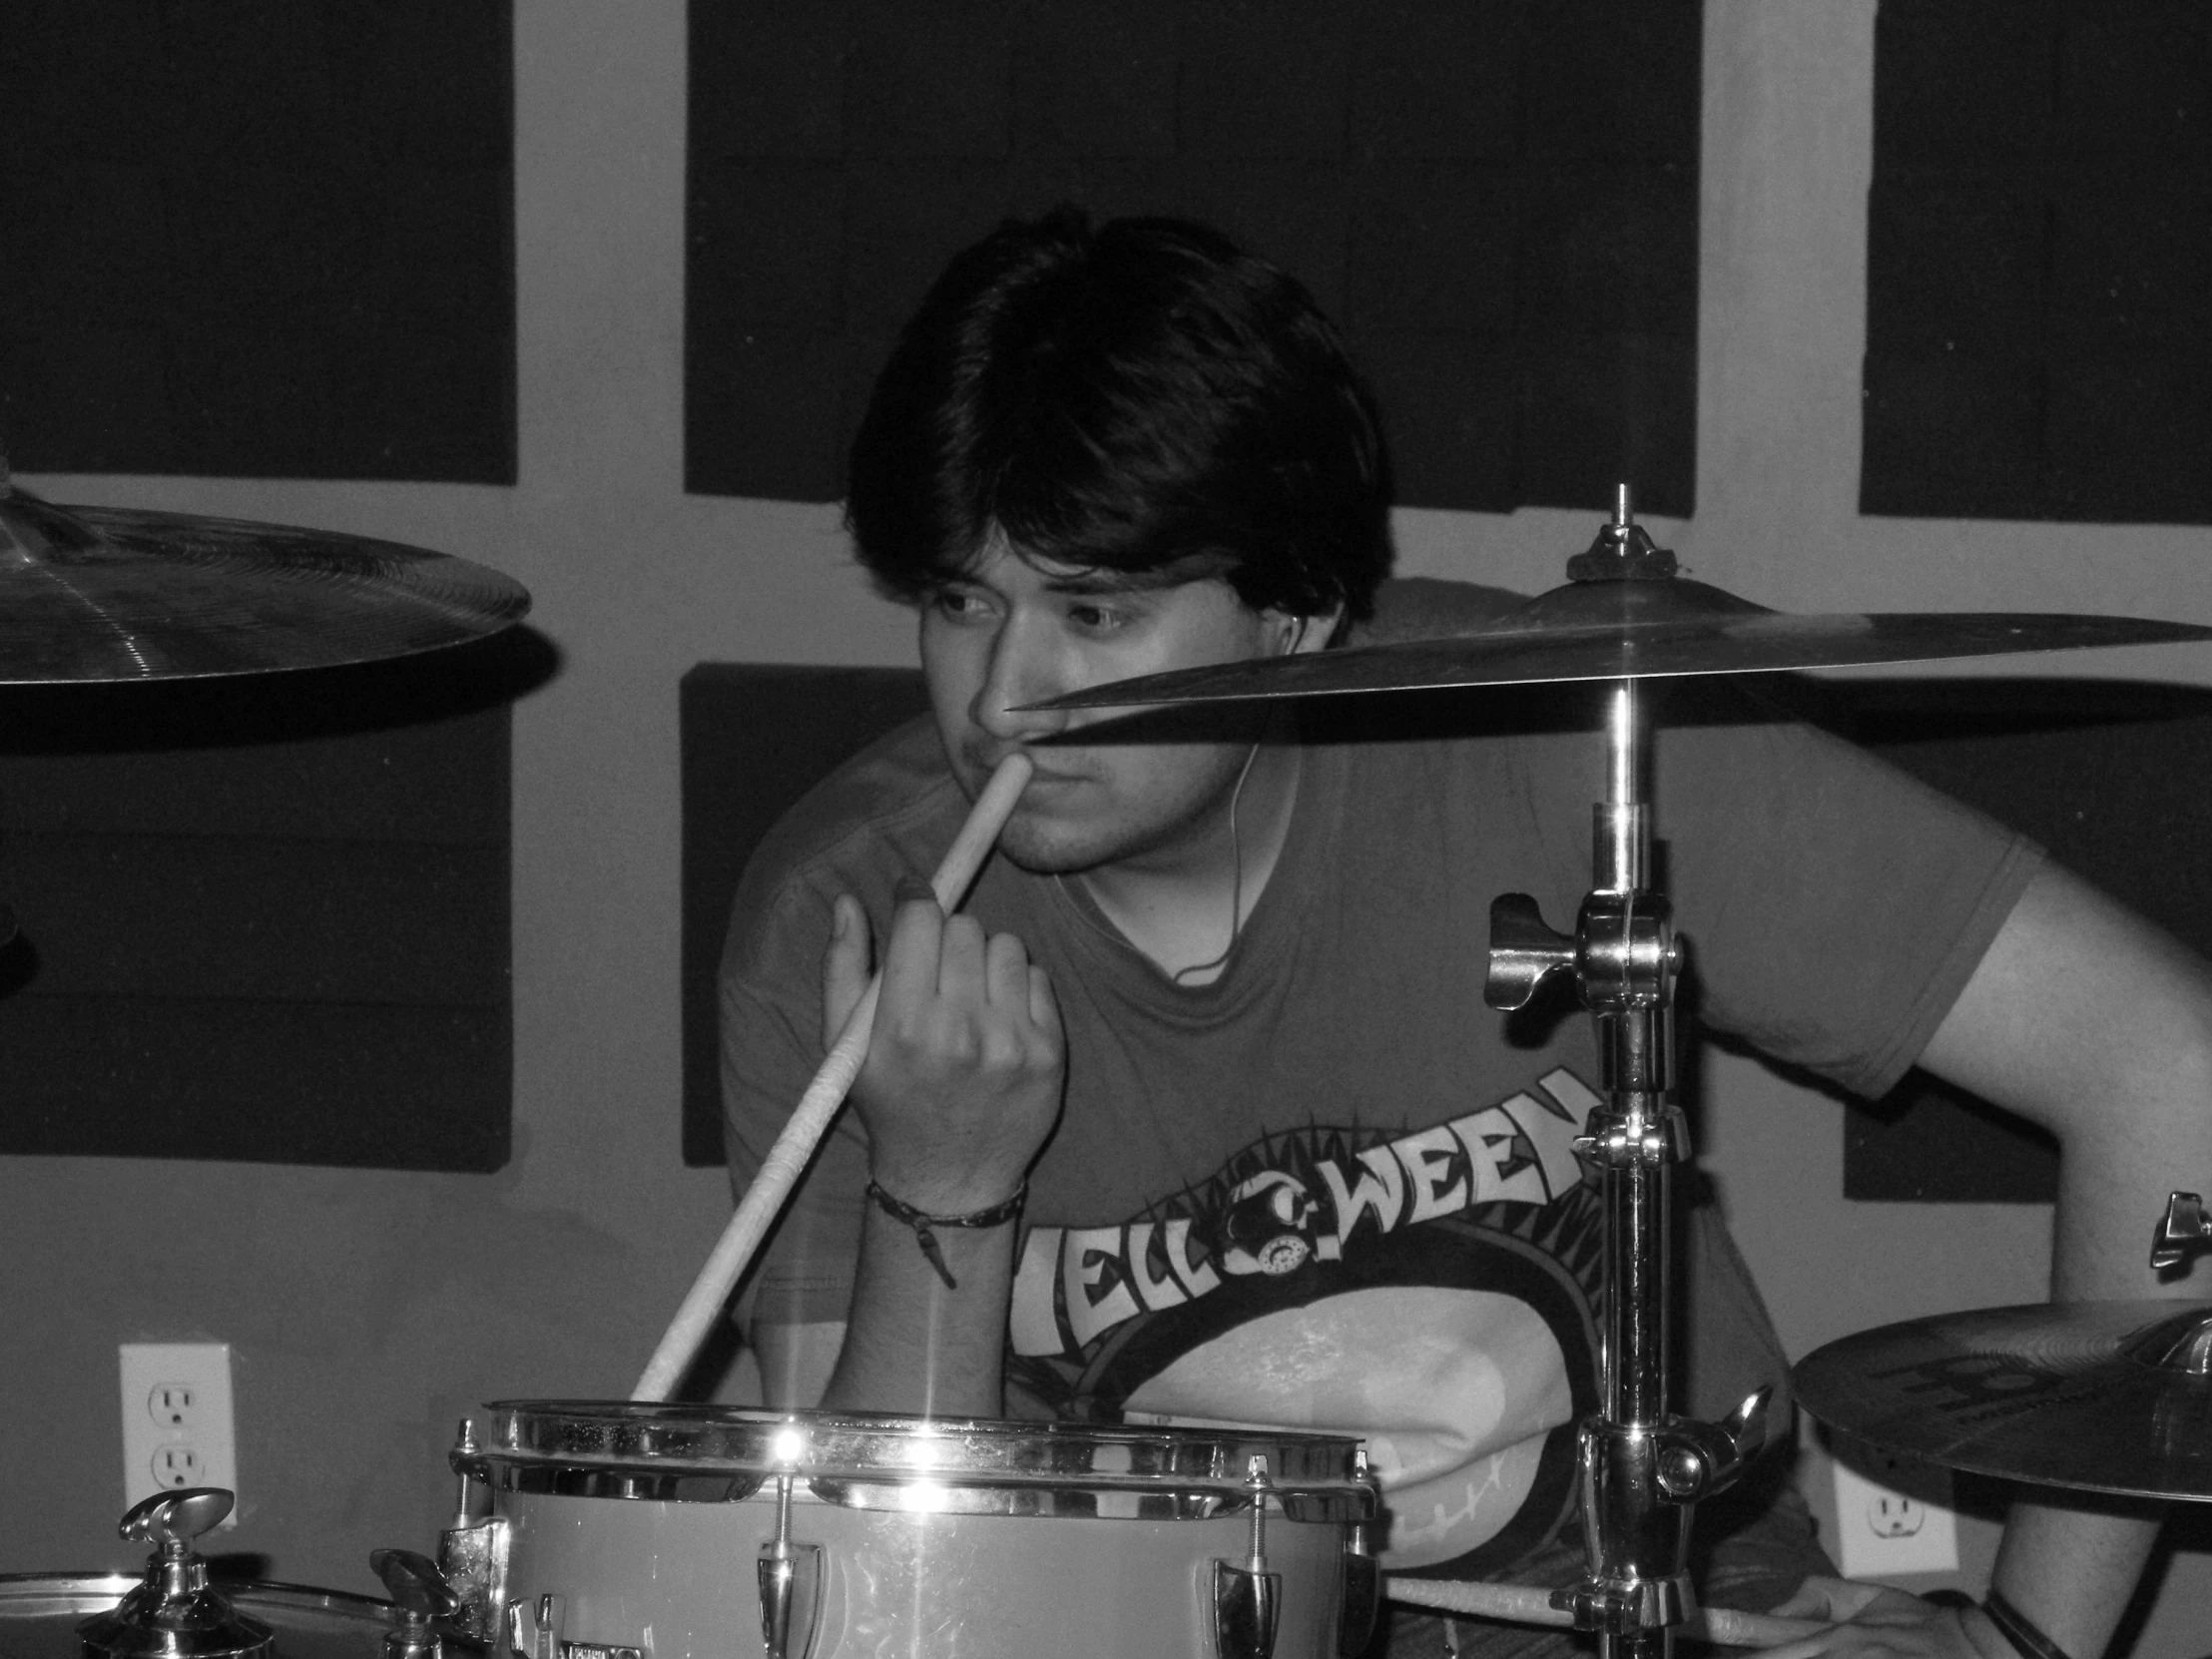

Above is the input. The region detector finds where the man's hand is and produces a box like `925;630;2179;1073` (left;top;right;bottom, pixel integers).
1760;1578;2008;1659
824;883;1064;1213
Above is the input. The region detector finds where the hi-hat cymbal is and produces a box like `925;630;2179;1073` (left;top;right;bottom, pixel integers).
1794;1300;2212;1500
1035;574;2212;712
0;485;530;683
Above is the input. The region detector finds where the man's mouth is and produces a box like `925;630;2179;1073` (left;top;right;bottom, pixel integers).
970;747;1086;788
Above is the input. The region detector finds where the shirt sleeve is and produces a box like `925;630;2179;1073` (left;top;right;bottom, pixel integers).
1650;708;2045;1100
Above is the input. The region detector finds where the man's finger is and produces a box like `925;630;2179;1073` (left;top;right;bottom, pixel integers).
1028;962;1059;1038
877;877;946;1011
983;930;1033;1010
820;894;873;1046
936;913;988;1001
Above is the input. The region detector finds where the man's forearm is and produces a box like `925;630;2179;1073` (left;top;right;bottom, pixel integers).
820;1203;1019;1417
1920;864;2212;1654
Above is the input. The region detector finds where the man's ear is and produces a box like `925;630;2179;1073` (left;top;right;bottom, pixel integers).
1266;606;1345;655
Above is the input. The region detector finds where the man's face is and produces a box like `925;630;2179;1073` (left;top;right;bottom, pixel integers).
919;539;1299;876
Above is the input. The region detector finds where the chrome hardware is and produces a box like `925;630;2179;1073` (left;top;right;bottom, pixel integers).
1480;561;1774;1656
2153;1191;2210;1271
1336;1449;1381;1659
435;1516;509;1644
369;1549;457;1659
1653;1387;1772;1502
506;1594;562;1659
2118;1303;2212;1375
79;1489;276;1659
756;1472;821;1659
449;1419;486;1526
460;1402;1370;1519
1212;1454;1281;1659
1564;483;1679;584
1485;893;1578;1011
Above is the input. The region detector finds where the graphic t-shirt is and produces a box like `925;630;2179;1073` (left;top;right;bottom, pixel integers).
721;666;2041;1583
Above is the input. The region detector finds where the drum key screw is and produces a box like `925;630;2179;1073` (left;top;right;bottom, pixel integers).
450;1419;480;1525
1213;1454;1282;1659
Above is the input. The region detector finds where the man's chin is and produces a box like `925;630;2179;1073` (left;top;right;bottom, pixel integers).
993;817;1112;876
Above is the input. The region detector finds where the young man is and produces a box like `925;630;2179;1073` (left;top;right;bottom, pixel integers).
723;211;2210;1657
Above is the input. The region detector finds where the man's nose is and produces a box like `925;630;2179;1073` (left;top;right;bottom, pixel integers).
972;617;1072;743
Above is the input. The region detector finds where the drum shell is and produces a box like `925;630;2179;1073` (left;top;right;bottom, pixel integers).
497;1484;1348;1659
459;1402;1375;1659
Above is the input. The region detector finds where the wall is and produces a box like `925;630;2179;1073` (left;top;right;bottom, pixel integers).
5;0;2206;1643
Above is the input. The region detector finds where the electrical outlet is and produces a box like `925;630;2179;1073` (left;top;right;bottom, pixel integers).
120;1344;237;1523
1833;1445;1956;1577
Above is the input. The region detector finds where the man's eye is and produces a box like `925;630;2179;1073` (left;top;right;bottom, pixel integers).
931;588;986;619
1067;602;1131;633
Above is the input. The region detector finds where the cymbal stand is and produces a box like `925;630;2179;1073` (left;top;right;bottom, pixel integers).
1485;491;1769;1658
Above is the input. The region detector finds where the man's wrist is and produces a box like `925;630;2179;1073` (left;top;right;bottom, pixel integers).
865;1155;1030;1217
866;1178;1026;1291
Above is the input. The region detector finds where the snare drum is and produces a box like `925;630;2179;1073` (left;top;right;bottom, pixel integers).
439;1401;1378;1659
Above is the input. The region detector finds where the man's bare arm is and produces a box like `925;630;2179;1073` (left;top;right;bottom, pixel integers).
1785;862;2212;1659
781;887;1060;1416
1918;862;2212;1659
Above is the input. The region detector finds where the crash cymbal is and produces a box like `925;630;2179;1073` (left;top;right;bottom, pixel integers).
1038;575;2212;711
1033;500;2212;712
0;483;529;683
1794;1299;2212;1500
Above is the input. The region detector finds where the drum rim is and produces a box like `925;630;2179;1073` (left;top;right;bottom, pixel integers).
486;1399;1363;1445
471;1399;1373;1499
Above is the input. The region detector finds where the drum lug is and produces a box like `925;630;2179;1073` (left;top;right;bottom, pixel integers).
435;1516;510;1643
1336;1448;1381;1658
1212;1564;1280;1659
506;1593;563;1659
756;1472;821;1659
1212;1454;1281;1659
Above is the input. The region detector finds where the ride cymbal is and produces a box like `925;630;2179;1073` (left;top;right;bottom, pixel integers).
0;485;529;683
1034;574;2212;711
1794;1300;2212;1500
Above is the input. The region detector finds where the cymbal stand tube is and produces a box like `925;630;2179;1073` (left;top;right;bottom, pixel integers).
1567;678;1690;1658
1480;494;1775;1656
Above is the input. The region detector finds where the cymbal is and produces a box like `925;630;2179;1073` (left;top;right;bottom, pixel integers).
1794;1300;2212;1500
0;485;530;683
1035;574;2212;712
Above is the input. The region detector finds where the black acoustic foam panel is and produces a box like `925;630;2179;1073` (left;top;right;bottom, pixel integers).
0;1;515;484
687;1;1701;517
679;665;935;1166
0;635;534;1171
1863;1;2212;524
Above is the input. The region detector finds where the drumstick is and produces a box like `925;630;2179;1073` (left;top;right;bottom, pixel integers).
632;752;1035;1402
1384;1577;1824;1647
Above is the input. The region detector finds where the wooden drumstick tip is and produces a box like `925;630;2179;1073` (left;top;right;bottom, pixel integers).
931;751;1034;909
630;749;1034;1402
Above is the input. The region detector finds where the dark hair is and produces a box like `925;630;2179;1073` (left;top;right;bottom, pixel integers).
845;208;1393;624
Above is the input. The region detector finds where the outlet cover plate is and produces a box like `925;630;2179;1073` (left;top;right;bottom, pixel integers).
119;1343;238;1524
1833;1445;1957;1577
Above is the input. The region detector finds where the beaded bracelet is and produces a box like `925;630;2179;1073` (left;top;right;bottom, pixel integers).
866;1180;1027;1290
